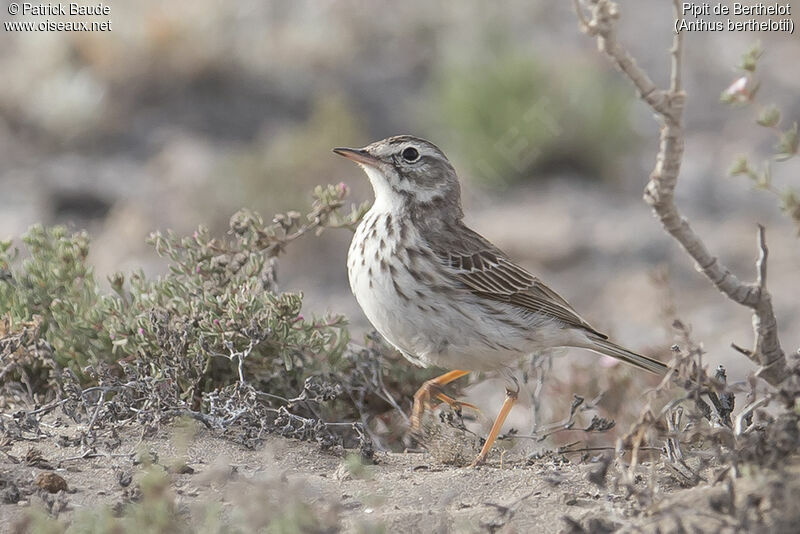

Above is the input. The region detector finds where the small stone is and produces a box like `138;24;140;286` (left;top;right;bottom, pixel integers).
333;463;351;481
170;463;195;475
111;501;126;517
25;448;54;470
585;517;621;534
133;450;158;466
118;471;133;487
1;483;20;504
35;472;68;493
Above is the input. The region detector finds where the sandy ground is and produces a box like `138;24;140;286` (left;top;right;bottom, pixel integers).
2;418;798;533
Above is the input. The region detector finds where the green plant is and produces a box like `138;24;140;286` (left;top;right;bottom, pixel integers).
0;226;109;370
1;184;445;454
429;51;633;186
220;93;365;219
0;186;365;400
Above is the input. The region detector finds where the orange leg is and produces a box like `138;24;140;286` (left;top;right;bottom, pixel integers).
434;392;481;416
411;370;470;432
470;385;519;467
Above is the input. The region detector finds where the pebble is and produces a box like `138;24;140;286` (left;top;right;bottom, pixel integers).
35;472;68;493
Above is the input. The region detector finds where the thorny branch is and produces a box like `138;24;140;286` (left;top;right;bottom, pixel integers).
573;0;793;386
0;366;374;463
500;393;615;442
664;407;704;486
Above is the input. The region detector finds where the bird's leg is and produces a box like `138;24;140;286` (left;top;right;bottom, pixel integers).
470;380;520;467
433;392;481;416
411;369;469;433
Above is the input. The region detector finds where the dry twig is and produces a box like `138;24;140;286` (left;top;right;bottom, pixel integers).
573;0;792;386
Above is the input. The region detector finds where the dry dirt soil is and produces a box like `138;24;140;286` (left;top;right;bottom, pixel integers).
1;417;798;534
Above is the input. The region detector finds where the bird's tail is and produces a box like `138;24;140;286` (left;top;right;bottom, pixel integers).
585;336;668;375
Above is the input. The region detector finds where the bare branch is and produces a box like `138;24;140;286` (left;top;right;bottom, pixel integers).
574;0;792;386
734;396;770;436
574;0;675;121
669;0;683;94
756;225;768;288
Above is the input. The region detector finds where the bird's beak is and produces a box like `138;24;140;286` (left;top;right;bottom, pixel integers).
333;147;380;167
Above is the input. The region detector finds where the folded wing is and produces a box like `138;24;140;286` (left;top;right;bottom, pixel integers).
436;224;608;339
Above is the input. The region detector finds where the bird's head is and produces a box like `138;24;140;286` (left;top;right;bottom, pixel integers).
334;135;462;218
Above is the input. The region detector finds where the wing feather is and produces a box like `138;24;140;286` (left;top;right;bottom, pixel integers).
431;223;607;339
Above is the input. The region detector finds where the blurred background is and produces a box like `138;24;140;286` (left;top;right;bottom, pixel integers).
1;0;798;440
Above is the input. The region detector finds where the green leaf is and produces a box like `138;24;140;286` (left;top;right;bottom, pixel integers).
775;122;799;161
780;189;800;219
727;156;750;177
756;105;781;128
738;41;763;72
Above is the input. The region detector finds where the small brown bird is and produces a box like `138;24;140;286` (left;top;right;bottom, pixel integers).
334;135;667;466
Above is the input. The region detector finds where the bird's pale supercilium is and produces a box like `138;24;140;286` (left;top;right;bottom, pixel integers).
334;135;667;466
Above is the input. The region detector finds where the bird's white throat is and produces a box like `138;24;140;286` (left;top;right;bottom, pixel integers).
360;162;444;208
360;164;397;214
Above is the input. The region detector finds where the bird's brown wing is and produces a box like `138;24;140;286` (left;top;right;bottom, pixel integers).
433;223;607;339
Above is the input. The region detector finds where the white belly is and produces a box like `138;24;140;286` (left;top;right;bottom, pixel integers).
346;209;562;371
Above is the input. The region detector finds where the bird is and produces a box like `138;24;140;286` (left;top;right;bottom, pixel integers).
333;135;668;466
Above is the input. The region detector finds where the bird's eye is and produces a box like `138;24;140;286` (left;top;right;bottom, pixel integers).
401;147;420;162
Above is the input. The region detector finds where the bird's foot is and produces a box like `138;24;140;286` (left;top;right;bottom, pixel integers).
434;392;481;417
410;370;471;434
